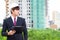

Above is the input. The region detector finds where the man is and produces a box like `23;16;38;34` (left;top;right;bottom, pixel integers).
2;3;28;40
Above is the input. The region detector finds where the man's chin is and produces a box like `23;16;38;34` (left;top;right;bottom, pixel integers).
16;15;19;16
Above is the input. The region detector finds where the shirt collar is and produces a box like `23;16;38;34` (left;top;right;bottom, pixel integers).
11;15;17;22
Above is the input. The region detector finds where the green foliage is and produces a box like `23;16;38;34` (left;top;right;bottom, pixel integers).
28;29;60;40
0;28;7;40
0;28;60;40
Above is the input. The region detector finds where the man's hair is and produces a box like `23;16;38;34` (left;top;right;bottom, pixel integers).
11;6;20;14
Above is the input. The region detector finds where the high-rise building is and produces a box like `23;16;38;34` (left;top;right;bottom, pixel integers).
30;0;46;29
5;0;46;29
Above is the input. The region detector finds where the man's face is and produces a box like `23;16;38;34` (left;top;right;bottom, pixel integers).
12;9;19;16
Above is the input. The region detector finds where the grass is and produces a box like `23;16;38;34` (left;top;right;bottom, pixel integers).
0;28;60;40
0;28;7;40
28;29;60;40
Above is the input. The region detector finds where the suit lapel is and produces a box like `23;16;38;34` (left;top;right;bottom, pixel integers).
16;17;22;26
9;17;14;26
9;17;21;26
9;17;20;26
16;17;19;26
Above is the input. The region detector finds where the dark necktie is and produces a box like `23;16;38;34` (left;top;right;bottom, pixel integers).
14;18;16;26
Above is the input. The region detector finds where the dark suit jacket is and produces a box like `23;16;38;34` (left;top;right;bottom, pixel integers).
2;17;28;40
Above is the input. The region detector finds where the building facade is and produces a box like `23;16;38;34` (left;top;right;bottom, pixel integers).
5;0;46;29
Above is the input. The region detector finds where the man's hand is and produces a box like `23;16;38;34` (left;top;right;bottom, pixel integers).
7;30;16;35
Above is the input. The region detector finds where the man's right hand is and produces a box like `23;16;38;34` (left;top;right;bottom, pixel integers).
7;30;16;35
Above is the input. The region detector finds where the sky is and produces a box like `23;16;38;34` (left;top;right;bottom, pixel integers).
0;0;6;24
48;0;60;20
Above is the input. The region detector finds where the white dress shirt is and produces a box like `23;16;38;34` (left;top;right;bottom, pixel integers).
11;15;17;23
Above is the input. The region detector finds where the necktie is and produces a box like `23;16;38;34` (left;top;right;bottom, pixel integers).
14;18;16;26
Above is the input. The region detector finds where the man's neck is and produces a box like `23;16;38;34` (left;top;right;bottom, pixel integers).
12;14;16;18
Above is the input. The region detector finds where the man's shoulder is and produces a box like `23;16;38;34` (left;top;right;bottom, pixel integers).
18;17;25;20
3;17;11;21
4;17;25;21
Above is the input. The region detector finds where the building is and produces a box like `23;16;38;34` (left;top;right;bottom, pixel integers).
5;0;46;29
30;0;46;29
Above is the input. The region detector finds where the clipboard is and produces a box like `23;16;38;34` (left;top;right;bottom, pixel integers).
11;26;24;33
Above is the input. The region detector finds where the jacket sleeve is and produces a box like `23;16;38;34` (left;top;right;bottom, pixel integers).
23;19;28;40
1;19;8;36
